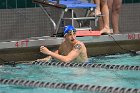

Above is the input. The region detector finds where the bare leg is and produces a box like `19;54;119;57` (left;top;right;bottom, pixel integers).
90;0;101;16
108;0;122;34
94;0;101;15
100;0;110;34
94;0;103;30
89;0;102;30
83;0;102;27
92;0;110;33
98;16;104;30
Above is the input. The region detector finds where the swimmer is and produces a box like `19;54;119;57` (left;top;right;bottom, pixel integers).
37;25;88;63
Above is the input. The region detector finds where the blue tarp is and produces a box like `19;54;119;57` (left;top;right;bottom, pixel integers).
49;0;96;9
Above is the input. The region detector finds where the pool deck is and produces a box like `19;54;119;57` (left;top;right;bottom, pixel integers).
0;33;140;63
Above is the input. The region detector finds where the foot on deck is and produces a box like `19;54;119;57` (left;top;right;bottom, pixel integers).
100;28;111;35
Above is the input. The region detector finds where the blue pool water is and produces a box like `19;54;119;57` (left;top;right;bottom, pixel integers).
92;53;140;65
0;53;140;93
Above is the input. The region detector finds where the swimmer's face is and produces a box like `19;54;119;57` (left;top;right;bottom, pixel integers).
65;30;76;43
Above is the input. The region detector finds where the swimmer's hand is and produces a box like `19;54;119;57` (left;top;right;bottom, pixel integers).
40;46;51;55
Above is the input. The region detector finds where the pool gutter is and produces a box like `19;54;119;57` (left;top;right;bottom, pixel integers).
0;33;140;62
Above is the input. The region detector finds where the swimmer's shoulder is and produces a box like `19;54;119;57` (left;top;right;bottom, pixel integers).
75;40;85;47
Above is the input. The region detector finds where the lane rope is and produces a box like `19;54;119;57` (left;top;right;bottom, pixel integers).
32;61;140;71
0;78;139;93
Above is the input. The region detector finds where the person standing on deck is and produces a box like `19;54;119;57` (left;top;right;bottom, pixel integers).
90;0;111;34
107;0;122;34
37;25;88;63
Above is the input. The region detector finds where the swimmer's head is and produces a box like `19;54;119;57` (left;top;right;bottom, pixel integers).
64;25;76;36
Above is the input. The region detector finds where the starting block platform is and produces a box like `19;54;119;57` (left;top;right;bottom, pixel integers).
76;30;101;36
33;0;99;36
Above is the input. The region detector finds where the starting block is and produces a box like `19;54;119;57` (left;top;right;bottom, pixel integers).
32;0;100;37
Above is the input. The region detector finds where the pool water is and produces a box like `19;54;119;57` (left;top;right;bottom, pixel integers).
92;53;140;65
0;53;140;93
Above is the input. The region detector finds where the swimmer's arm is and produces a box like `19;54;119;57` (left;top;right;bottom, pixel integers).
37;50;58;62
48;50;58;59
